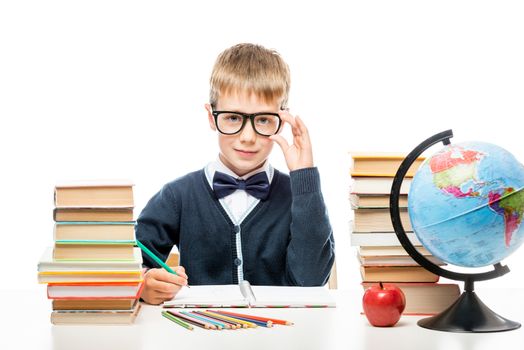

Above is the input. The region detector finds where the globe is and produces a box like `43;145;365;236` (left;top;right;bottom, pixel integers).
408;141;524;268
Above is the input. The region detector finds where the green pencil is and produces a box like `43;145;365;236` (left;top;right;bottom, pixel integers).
136;239;190;288
136;239;177;274
162;311;194;330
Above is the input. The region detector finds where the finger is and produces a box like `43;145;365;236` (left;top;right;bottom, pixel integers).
154;288;182;300
169;267;188;280
287;111;304;137
149;292;176;305
165;267;189;281
278;110;299;132
154;269;188;286
149;278;184;294
152;266;189;280
269;134;290;153
143;295;164;305
294;116;312;148
295;115;309;136
173;265;187;277
153;290;176;301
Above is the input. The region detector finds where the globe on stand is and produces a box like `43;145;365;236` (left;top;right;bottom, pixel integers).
390;130;524;333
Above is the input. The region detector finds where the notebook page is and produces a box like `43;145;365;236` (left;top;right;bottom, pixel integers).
162;284;248;308
250;286;336;308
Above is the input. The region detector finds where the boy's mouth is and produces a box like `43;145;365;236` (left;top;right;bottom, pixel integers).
235;149;258;157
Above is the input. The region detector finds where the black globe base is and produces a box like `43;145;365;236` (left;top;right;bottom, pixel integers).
418;290;521;333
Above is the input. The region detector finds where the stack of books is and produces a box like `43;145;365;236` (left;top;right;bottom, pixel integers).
37;180;143;324
349;153;460;315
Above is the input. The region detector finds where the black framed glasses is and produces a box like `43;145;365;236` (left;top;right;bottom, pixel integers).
212;111;282;136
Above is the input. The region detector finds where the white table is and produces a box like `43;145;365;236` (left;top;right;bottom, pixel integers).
2;288;523;350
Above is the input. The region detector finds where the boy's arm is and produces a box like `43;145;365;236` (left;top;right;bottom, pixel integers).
135;183;180;268
286;167;335;286
270;110;334;286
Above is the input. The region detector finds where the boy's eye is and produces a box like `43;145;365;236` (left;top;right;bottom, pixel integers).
222;114;243;123
255;117;270;125
254;115;277;125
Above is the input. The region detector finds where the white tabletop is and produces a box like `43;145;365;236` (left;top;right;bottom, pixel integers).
3;287;524;350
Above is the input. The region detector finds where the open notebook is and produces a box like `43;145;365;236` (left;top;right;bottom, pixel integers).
162;281;336;308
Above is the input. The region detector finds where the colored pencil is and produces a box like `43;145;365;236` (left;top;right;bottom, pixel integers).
204;310;258;328
136;240;190;288
221;314;272;328
210;309;294;325
190;311;232;329
199;311;245;328
136;240;176;274
194;311;240;329
167;310;216;330
162;311;193;330
180;311;223;330
209;310;272;327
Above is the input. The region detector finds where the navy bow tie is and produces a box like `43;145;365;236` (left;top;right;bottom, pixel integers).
212;171;270;200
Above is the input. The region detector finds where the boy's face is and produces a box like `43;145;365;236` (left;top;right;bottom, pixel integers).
206;92;280;177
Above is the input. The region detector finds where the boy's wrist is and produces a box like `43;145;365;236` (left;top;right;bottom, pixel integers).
289;167;321;195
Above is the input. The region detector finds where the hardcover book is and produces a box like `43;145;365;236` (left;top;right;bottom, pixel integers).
53;208;134;222
349;193;409;209
349;152;425;177
50;300;141;325
53;242;136;260
53;221;136;241
38;270;143;284
38;247;142;271
350;231;421;247
360;265;439;283
357;250;444;267
52;298;137;311
353;208;412;232
47;282;144;299
350;176;412;195
54;180;134;208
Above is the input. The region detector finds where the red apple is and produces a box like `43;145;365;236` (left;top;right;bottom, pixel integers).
362;282;406;327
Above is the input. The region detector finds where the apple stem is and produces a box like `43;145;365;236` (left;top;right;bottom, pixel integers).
379;282;384;289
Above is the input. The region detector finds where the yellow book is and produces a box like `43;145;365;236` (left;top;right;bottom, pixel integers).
350;152;425;178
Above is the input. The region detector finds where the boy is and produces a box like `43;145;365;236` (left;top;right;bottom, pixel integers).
136;43;335;305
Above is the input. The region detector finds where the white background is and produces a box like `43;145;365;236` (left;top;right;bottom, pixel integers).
1;1;523;293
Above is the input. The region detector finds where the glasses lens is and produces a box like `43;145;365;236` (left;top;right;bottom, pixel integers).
216;113;245;134
253;114;280;136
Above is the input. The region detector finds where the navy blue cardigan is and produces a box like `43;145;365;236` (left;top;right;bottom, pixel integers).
135;167;335;286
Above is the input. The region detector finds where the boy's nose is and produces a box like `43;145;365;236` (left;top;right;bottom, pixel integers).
239;121;257;142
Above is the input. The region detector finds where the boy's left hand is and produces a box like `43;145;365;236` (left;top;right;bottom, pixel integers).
270;110;314;171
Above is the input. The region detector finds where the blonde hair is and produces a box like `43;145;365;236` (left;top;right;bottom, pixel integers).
209;43;290;109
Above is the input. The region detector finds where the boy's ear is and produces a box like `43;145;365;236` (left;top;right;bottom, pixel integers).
205;103;216;131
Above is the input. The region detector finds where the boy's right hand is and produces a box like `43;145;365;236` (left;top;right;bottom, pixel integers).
140;266;188;305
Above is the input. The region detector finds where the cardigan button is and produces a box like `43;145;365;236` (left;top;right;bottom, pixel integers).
234;258;242;266
233;225;240;233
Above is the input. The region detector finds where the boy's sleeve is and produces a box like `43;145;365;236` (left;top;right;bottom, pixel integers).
286;167;335;286
135;183;180;269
